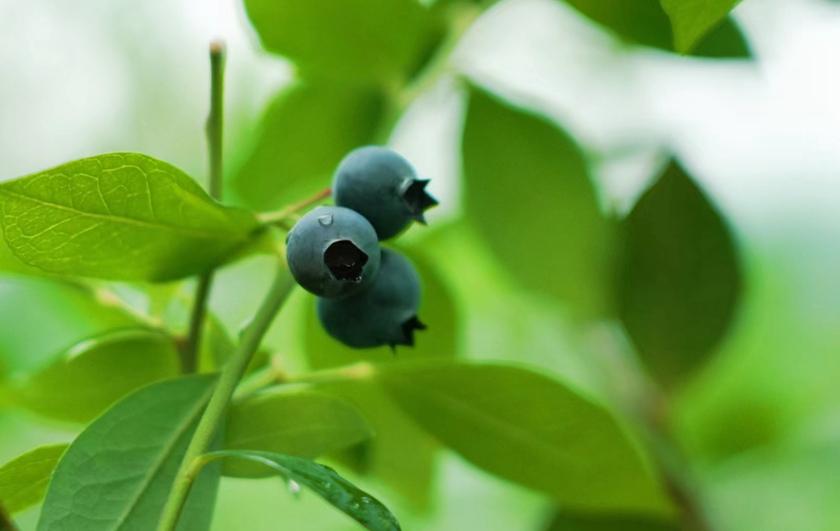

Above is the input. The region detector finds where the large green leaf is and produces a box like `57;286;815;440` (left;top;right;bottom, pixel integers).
562;0;748;57
660;0;743;53
618;161;741;386
205;450;401;531
38;374;219;531
242;0;437;84
303;249;458;506
0;277;138;378
462;86;612;317
12;329;180;423
0;153;260;281
380;361;670;515
0;444;68;514
223;391;373;477
230;82;385;211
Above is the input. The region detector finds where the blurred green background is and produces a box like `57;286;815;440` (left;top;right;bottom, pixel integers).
2;0;840;529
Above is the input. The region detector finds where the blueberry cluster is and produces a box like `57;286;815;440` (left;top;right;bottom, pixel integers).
286;146;437;349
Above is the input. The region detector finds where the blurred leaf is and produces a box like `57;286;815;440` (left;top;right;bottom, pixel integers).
660;0;742;53
242;0;436;84
0;444;67;514
230;82;385;211
205;450;401;531
462;85;612;317
0;277;138;378
303;250;458;506
38;375;219;531
380;361;670;515
561;0;749;57
545;511;677;531
0;153;260;281
618;161;741;386
223;391;374;478
12;329;180;423
199;313;237;372
707;438;840;531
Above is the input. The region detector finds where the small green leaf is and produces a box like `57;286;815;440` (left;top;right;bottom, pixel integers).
618;161;741;386
380;361;670;515
462;85;612;317
205;450;401;531
242;0;435;83
0;153;260;281
12;329;180;423
0;277;138;378
660;0;742;54
223;391;374;478
561;0;748;57
0;444;68;514
38;374;219;531
230;82;385;211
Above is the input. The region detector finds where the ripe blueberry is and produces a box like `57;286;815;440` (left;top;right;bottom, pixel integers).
333;146;438;240
286;206;381;298
317;249;426;349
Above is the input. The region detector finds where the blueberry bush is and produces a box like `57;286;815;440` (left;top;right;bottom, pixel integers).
2;0;800;530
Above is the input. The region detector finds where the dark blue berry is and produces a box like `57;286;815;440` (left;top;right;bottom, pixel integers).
286;206;381;298
317;249;426;349
333;146;437;240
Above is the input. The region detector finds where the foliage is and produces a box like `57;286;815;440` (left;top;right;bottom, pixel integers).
0;0;775;530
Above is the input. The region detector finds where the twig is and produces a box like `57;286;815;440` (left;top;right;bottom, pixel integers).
157;270;296;530
182;40;227;372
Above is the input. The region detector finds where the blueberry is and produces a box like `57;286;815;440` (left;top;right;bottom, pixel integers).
317;249;426;349
333;146;438;240
286;206;381;298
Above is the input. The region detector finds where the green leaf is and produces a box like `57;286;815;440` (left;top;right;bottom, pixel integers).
12;329;180;423
545;511;677;531
230;82;385;211
223;391;374;478
303;250;458;506
660;0;742;53
562;0;748;57
0;444;68;514
618;161;741;386
242;0;436;84
708;438;840;531
205;450;401;531
0;277;138;378
38;374;219;531
462;85;612;317
0;153;260;281
379;361;670;515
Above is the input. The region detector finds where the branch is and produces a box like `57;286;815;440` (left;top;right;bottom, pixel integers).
182;40;227;373
157;269;296;530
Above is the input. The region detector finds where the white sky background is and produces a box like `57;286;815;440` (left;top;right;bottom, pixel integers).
0;0;838;245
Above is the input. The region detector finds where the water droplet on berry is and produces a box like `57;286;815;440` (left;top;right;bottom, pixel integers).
318;214;333;227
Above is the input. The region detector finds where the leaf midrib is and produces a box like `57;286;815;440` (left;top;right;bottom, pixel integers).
0;188;244;241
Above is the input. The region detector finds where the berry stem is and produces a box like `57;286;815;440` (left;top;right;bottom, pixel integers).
157;269;296;531
182;40;227;373
233;361;376;401
258;187;332;226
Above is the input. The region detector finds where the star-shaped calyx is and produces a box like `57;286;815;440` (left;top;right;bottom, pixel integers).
400;178;438;224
